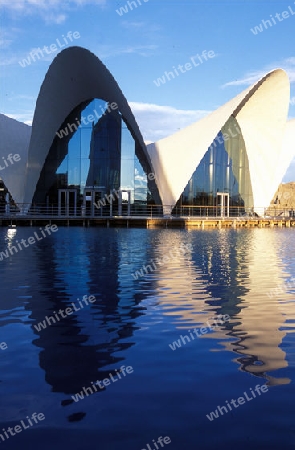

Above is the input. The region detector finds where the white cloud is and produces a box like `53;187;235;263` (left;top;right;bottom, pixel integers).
7;94;36;101
0;0;106;8
0;57;19;66
222;56;295;88
43;13;67;25
4;112;34;126
129;102;210;142
0;38;13;49
0;0;106;23
222;71;266;88
1;102;210;140
283;158;295;182
1;51;54;67
0;28;21;49
121;21;145;29
95;44;158;59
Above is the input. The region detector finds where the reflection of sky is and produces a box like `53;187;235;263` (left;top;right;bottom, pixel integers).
56;98;148;201
134;163;148;202
181;116;252;207
120;124;135;191
57;99;108;192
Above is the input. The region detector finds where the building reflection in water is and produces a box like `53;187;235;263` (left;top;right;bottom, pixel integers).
26;229;143;396
7;226;294;402
147;229;295;386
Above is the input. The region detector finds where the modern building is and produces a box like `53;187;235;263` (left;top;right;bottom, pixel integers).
0;46;294;217
147;69;294;216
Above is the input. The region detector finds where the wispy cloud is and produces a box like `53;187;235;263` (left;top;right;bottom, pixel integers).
129;102;211;142
7;94;36;101
95;44;158;59
222;71;266;88
0;57;20;67
284;57;295;82
0;27;21;49
3;111;34;126
222;56;295;88
0;37;13;49
1;102;210;141
0;0;107;24
0;51;54;67
120;20;162;44
121;21;145;29
0;0;107;9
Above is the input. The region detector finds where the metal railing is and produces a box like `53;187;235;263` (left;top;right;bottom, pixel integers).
0;203;294;219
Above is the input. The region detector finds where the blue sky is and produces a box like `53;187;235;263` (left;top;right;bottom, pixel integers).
1;0;295;180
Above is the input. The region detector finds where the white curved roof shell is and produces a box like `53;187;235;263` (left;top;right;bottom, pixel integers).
0;114;31;204
147;69;292;214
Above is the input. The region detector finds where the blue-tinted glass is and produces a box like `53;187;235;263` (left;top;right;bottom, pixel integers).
32;98;154;206
177;116;254;212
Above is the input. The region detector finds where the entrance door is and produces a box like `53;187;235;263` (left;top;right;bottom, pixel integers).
82;188;105;216
216;193;229;217
58;189;77;216
118;190;131;216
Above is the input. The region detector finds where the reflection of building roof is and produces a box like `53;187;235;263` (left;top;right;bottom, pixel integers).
86;109;122;190
152;230;293;385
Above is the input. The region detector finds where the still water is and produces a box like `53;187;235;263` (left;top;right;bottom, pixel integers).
0;226;295;450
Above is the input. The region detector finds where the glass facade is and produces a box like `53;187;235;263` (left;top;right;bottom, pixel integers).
32;99;154;209
174;115;254;215
0;180;10;214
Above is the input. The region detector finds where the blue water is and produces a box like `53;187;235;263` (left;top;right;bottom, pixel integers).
1;226;295;449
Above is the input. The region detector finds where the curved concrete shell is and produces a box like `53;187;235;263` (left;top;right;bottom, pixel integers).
23;46;160;206
0;114;31;204
147;69;291;214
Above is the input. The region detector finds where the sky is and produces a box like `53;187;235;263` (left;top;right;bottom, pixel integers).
1;0;295;181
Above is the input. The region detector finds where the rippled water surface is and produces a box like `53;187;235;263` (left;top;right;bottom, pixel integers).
1;226;295;450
